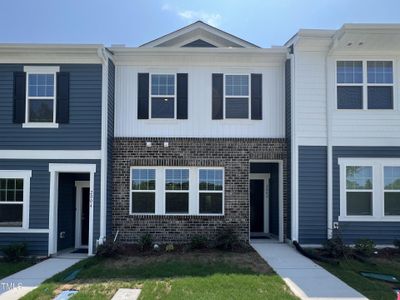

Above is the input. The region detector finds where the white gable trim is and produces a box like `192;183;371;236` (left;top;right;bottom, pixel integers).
140;21;259;48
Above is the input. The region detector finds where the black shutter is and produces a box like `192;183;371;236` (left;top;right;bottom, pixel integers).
13;72;26;123
177;73;188;119
137;73;149;119
251;73;262;120
56;72;70;123
212;73;223;119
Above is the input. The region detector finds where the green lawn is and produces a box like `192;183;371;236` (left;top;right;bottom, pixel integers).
0;259;36;279
318;256;400;300
22;250;298;300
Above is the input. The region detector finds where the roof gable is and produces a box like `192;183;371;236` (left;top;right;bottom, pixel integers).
140;21;259;48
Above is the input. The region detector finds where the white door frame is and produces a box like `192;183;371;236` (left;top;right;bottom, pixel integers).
75;181;90;249
48;164;96;256
249;160;284;242
249;173;270;234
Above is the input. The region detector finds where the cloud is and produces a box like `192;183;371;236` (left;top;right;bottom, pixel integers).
161;3;222;27
178;10;222;27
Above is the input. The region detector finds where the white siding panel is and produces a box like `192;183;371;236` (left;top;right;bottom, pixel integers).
115;65;285;138
294;51;328;145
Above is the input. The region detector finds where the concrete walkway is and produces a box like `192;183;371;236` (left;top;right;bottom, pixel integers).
251;240;367;300
0;257;82;300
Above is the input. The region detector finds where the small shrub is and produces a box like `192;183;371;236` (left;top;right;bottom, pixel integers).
354;239;375;256
323;236;349;258
393;239;400;251
165;244;175;252
216;227;239;250
139;233;153;251
190;235;208;250
1;243;27;261
96;240;122;258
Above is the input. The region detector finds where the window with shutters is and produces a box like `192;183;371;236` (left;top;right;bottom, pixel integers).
336;60;394;110
0;170;31;229
23;66;60;128
150;74;176;119
224;74;250;119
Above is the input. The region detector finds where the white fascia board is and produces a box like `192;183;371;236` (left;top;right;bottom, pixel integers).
110;47;287;55
0;150;101;160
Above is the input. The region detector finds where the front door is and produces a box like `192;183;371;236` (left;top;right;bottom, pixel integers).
250;179;264;233
81;187;90;246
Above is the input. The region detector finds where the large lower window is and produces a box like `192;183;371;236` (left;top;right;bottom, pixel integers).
129;167;224;215
336;60;393;110
131;168;156;214
165;169;189;214
199;169;223;214
339;159;400;221
150;74;175;118
345;166;373;216
0;171;31;229
384;167;400;216
225;75;249;119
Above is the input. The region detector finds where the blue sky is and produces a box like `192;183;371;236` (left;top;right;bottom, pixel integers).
1;0;400;47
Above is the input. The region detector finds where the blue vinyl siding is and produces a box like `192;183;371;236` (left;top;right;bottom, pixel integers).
0;64;102;150
106;59;115;237
333;146;400;244
298;146;327;244
0;159;101;255
0;233;48;256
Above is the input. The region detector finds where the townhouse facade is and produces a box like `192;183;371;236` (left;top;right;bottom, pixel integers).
0;22;399;256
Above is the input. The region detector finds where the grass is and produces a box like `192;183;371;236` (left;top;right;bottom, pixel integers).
0;259;36;279
318;255;400;300
21;250;298;300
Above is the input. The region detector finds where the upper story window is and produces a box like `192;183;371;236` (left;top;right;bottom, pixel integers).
150;74;176;118
336;60;394;110
0;171;31;229
27;73;56;123
225;75;250;119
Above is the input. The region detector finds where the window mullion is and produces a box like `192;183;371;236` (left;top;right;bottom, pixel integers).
157;168;164;215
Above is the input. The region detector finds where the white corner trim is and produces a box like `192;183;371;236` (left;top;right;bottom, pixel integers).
98;48;109;243
0;150;101;160
23;66;60;73
0;170;32;230
22;123;59;129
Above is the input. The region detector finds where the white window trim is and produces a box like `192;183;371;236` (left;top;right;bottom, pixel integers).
23;66;60;128
339;158;400;222
164;167;190;215
130;166;157;215
149;73;177;120
198;167;225;216
0;170;32;231
223;74;251;119
335;59;395;111
129;166;224;216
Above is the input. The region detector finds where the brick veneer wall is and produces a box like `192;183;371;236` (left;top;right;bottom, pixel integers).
113;137;287;244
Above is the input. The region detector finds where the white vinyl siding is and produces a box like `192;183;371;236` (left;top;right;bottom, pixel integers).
114;58;285;138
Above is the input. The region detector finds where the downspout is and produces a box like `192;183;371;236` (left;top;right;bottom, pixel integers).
97;47;108;245
326;40;335;239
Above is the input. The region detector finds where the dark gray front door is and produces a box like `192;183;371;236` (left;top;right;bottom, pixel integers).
81;187;90;246
250;179;264;233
